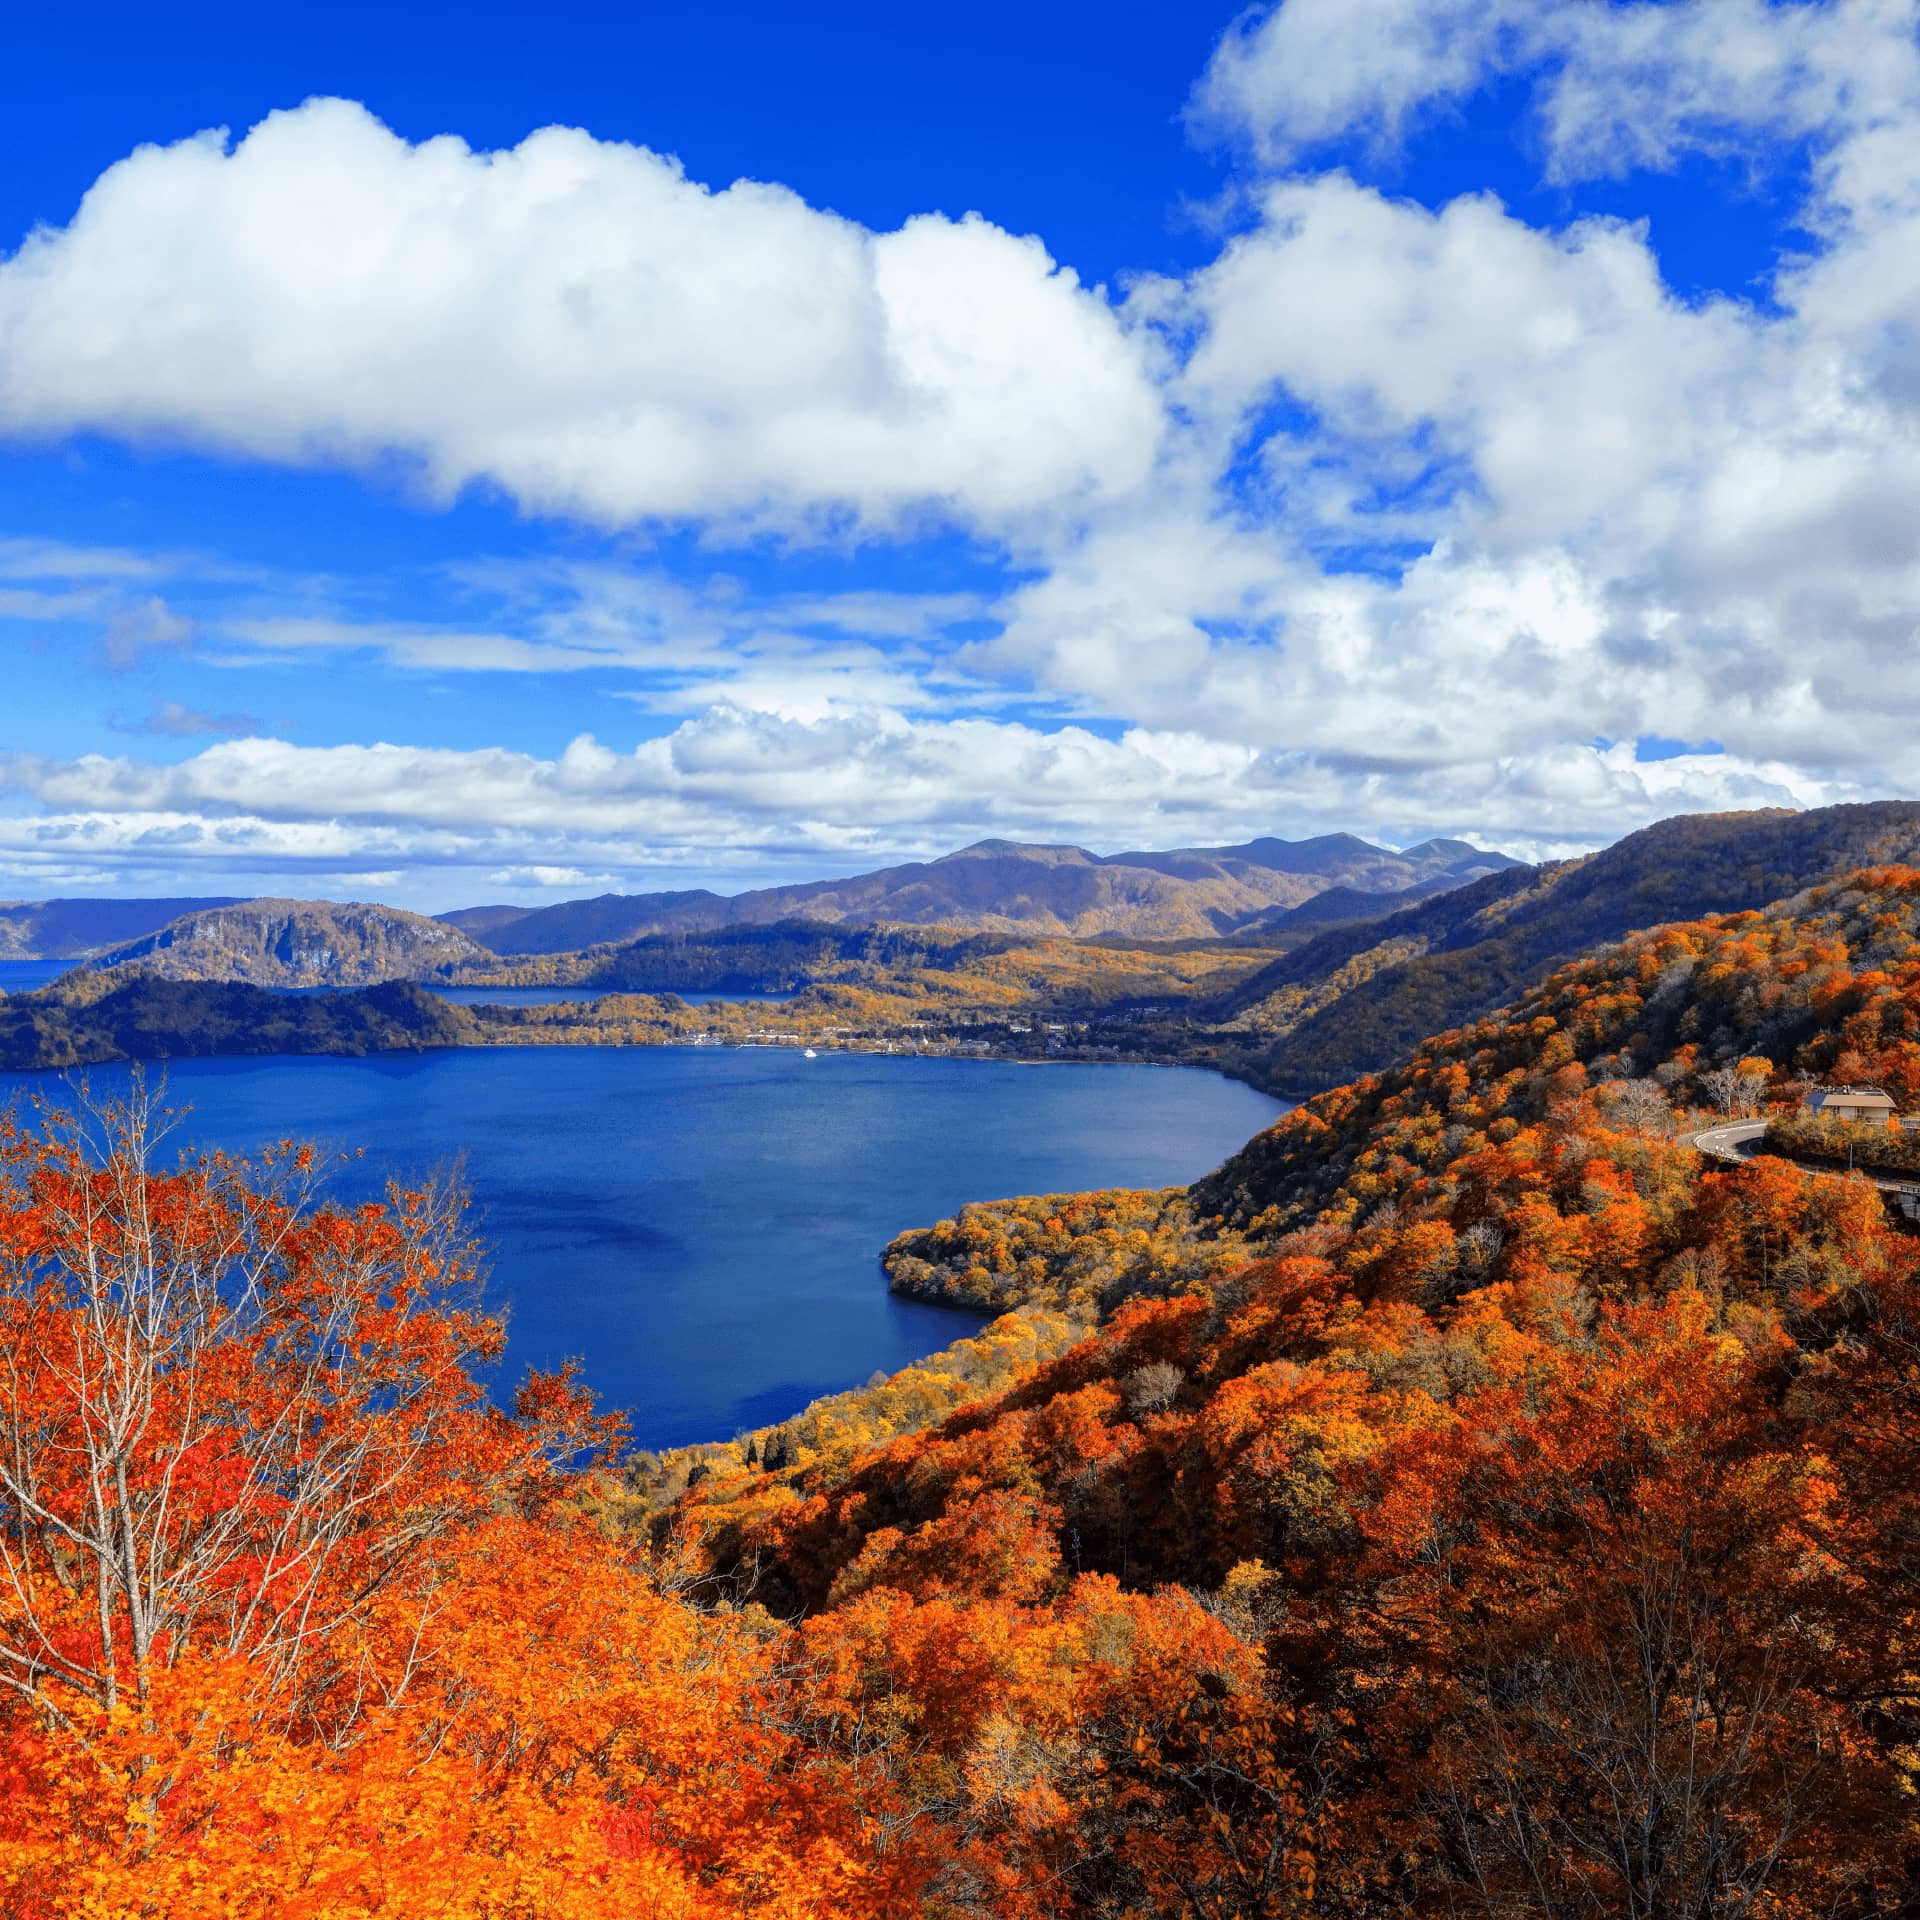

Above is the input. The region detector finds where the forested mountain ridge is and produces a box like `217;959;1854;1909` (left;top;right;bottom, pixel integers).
437;918;1025;992
88;898;491;987
1197;858;1920;1233
1230;799;1920;1091
643;862;1920;1913
443;832;1518;951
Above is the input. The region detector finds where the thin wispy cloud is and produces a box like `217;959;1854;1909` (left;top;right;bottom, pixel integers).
111;698;262;739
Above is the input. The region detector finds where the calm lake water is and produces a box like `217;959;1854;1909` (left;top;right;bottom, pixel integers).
0;1048;1282;1448
0;966;803;1010
431;985;800;1008
0;959;73;993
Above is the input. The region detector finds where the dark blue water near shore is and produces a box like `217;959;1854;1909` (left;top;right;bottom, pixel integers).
431;984;799;1008
0;960;71;993
0;1048;1282;1448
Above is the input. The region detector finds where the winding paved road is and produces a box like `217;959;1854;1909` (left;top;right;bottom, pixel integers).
1688;1118;1920;1221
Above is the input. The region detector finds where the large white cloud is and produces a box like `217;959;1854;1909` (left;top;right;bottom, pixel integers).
0;99;1163;536
1015;2;1919;807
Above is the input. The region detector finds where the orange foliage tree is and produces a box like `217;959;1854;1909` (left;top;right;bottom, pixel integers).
0;1084;938;1917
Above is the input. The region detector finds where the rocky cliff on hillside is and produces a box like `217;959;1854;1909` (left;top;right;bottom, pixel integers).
88;900;491;988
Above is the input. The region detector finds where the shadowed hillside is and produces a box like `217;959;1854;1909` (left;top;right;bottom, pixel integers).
0;975;475;1069
1230;802;1920;1092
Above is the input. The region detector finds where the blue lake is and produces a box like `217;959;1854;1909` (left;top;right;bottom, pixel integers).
0;959;74;993
0;966;804;1010
432;984;800;1008
0;1048;1282;1448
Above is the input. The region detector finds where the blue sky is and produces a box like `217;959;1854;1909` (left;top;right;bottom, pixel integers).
2;0;1916;908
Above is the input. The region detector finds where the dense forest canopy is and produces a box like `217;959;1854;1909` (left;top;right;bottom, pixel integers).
7;861;1918;1911
652;864;1920;1914
1223;799;1920;1090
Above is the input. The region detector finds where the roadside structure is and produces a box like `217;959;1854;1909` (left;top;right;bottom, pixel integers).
1803;1085;1900;1119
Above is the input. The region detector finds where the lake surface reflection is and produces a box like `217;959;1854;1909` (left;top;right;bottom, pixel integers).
431;984;800;1008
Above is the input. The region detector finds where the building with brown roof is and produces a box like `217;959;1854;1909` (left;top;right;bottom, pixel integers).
1804;1085;1900;1119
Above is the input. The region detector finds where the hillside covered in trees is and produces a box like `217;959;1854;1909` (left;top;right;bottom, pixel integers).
437;919;1031;992
0;973;478;1069
12;862;1920;1913
1214;799;1920;1090
644;862;1920;1913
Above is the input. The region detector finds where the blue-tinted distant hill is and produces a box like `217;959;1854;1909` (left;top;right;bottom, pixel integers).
442;834;1520;953
0;896;245;959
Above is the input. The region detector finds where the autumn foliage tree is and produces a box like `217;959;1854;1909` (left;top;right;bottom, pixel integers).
0;1083;943;1917
665;868;1920;1915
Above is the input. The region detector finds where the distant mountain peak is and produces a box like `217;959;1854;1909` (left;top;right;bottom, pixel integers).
939;840;1094;864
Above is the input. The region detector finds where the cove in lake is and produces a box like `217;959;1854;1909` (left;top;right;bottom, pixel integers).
0;1047;1283;1449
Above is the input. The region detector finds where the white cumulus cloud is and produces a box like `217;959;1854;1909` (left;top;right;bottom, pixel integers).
0;99;1164;539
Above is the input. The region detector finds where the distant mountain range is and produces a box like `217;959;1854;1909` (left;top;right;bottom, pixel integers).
439;833;1520;953
7;804;1920;1097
